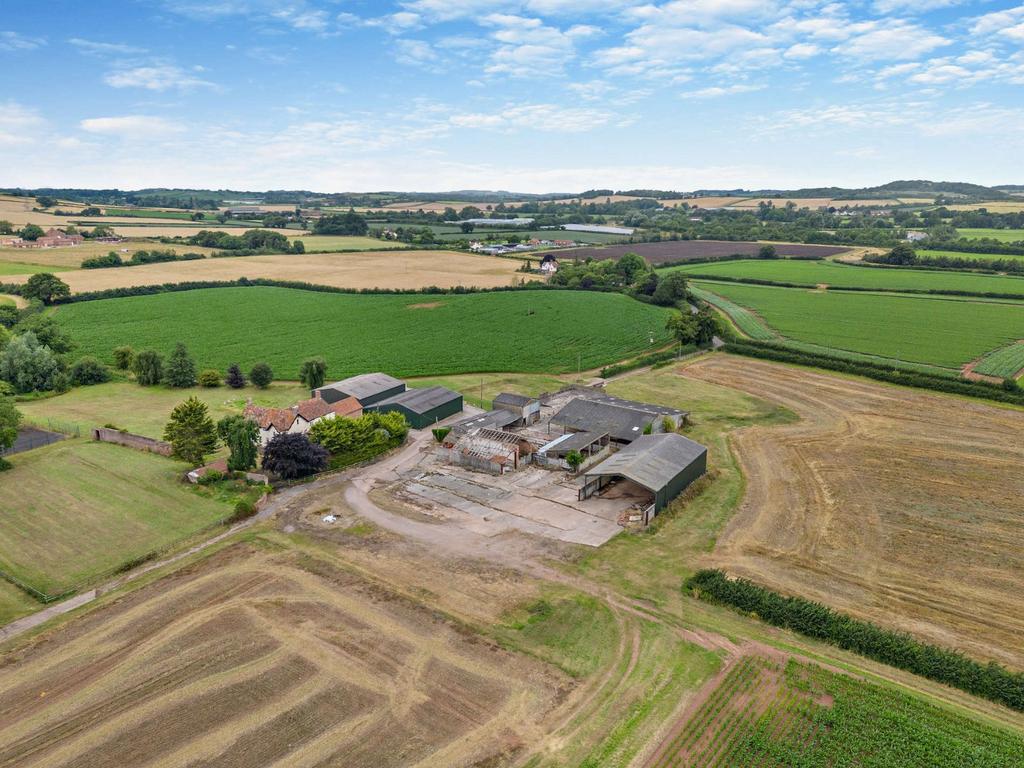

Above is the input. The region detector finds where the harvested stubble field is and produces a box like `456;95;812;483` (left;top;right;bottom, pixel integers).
0;543;565;768
666;258;1024;295
563;240;849;264
646;654;1024;767
0;441;234;598
693;281;1024;369
0;240;218;270
19;250;523;293
55;287;673;378
682;355;1024;668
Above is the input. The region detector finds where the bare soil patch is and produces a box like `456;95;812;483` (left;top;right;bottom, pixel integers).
406;300;446;309
0;543;564;768
562;241;850;264
683;355;1024;668
8;250;524;292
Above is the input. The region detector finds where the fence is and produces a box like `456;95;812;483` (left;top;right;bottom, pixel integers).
92;427;172;456
6;427;67;456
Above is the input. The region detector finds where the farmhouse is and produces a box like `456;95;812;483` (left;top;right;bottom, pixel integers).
493;392;541;426
12;228;84;248
365;385;463;429
315;372;406;406
540;254;558;274
244;394;362;445
550;394;687;444
579;433;708;522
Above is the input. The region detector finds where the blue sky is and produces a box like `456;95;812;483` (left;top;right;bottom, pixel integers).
1;0;1022;192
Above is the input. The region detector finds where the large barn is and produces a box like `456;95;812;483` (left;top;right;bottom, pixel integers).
366;386;463;429
579;433;707;521
315;372;406;407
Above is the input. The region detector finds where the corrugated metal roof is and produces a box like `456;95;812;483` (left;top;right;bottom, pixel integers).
375;386;461;414
544;430;607;456
585;433;707;492
493;392;536;408
450;409;519;435
587;392;688;419
550;398;654;442
321;372;404;401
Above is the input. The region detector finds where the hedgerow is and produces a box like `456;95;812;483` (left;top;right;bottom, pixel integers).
723;340;1024;405
600;345;696;377
684;569;1024;712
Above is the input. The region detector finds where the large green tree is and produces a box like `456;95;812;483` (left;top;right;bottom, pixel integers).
616;252;648;284
21;273;70;304
217;415;259;472
164;396;218;466
132;349;164;386
299;357;327;389
0;394;20;456
666;310;699;346
651;272;689;306
0;332;62;393
262;432;328;479
18;224;44;241
164;342;197;388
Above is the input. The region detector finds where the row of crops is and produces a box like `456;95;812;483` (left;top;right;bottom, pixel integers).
651;656;1024;767
974;342;1024;378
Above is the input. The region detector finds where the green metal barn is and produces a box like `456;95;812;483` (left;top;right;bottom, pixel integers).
366;386;463;429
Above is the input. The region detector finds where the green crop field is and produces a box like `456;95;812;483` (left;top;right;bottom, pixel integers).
292;235;411;251
958;228;1024;243
436;229;628;244
54;287;674;378
0;262;54;276
973;341;1024;379
0;440;237;598
689;285;775;340
104;207;214;221
918;249;1024;263
666;259;1024;295
692;281;1024;369
651;656;1024;767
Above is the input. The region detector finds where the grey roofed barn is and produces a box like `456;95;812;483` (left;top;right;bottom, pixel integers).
365;386;463;429
551;398;665;443
315;372;406;406
586;392;688;421
583;433;708;513
448;409;520;437
493;392;535;408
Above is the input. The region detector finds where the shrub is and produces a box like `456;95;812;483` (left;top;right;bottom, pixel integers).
231;499;257;521
164;342;197;388
225;363;246;389
262;432;328;479
198;369;222;387
69;356;111;386
249;362;273;389
431;427;451;443
565;449;584;472
197;469;224;485
132;349;164;386
81;252;124;269
113;345;134;370
661;416;675;433
309;410;409;454
299;357;327;389
684;569;1024;713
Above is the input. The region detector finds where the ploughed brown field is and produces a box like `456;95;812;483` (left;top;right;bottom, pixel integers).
561;240;850;264
683;355;1024;668
0;544;563;768
9;250;525;292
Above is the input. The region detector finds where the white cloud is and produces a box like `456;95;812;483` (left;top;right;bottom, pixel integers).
104;65;216;91
0;30;44;52
394;38;442;71
784;43;821;59
68;38;146;56
449;103;614;132
0;102;46;146
834;21;949;61
80;116;186;138
681;83;765;98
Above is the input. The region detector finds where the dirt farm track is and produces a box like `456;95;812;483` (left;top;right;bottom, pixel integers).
683;356;1024;668
0;544;563;768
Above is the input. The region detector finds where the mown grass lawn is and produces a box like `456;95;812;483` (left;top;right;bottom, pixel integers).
0;440;236;597
18;380;311;439
54;287;674;379
690;281;1024;369
665;258;1024;295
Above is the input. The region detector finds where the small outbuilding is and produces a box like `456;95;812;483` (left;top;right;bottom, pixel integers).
367;386;463;429
580;433;707;522
315;372;406;406
492;392;541;426
447;408;520;439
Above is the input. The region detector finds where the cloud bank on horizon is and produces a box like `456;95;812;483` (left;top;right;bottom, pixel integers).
0;0;1022;191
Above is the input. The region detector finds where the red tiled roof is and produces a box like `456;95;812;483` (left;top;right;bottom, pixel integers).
243;403;296;432
294;396;333;421
330;396;362;417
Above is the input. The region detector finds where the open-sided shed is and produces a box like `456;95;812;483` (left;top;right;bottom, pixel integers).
580;433;707;521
